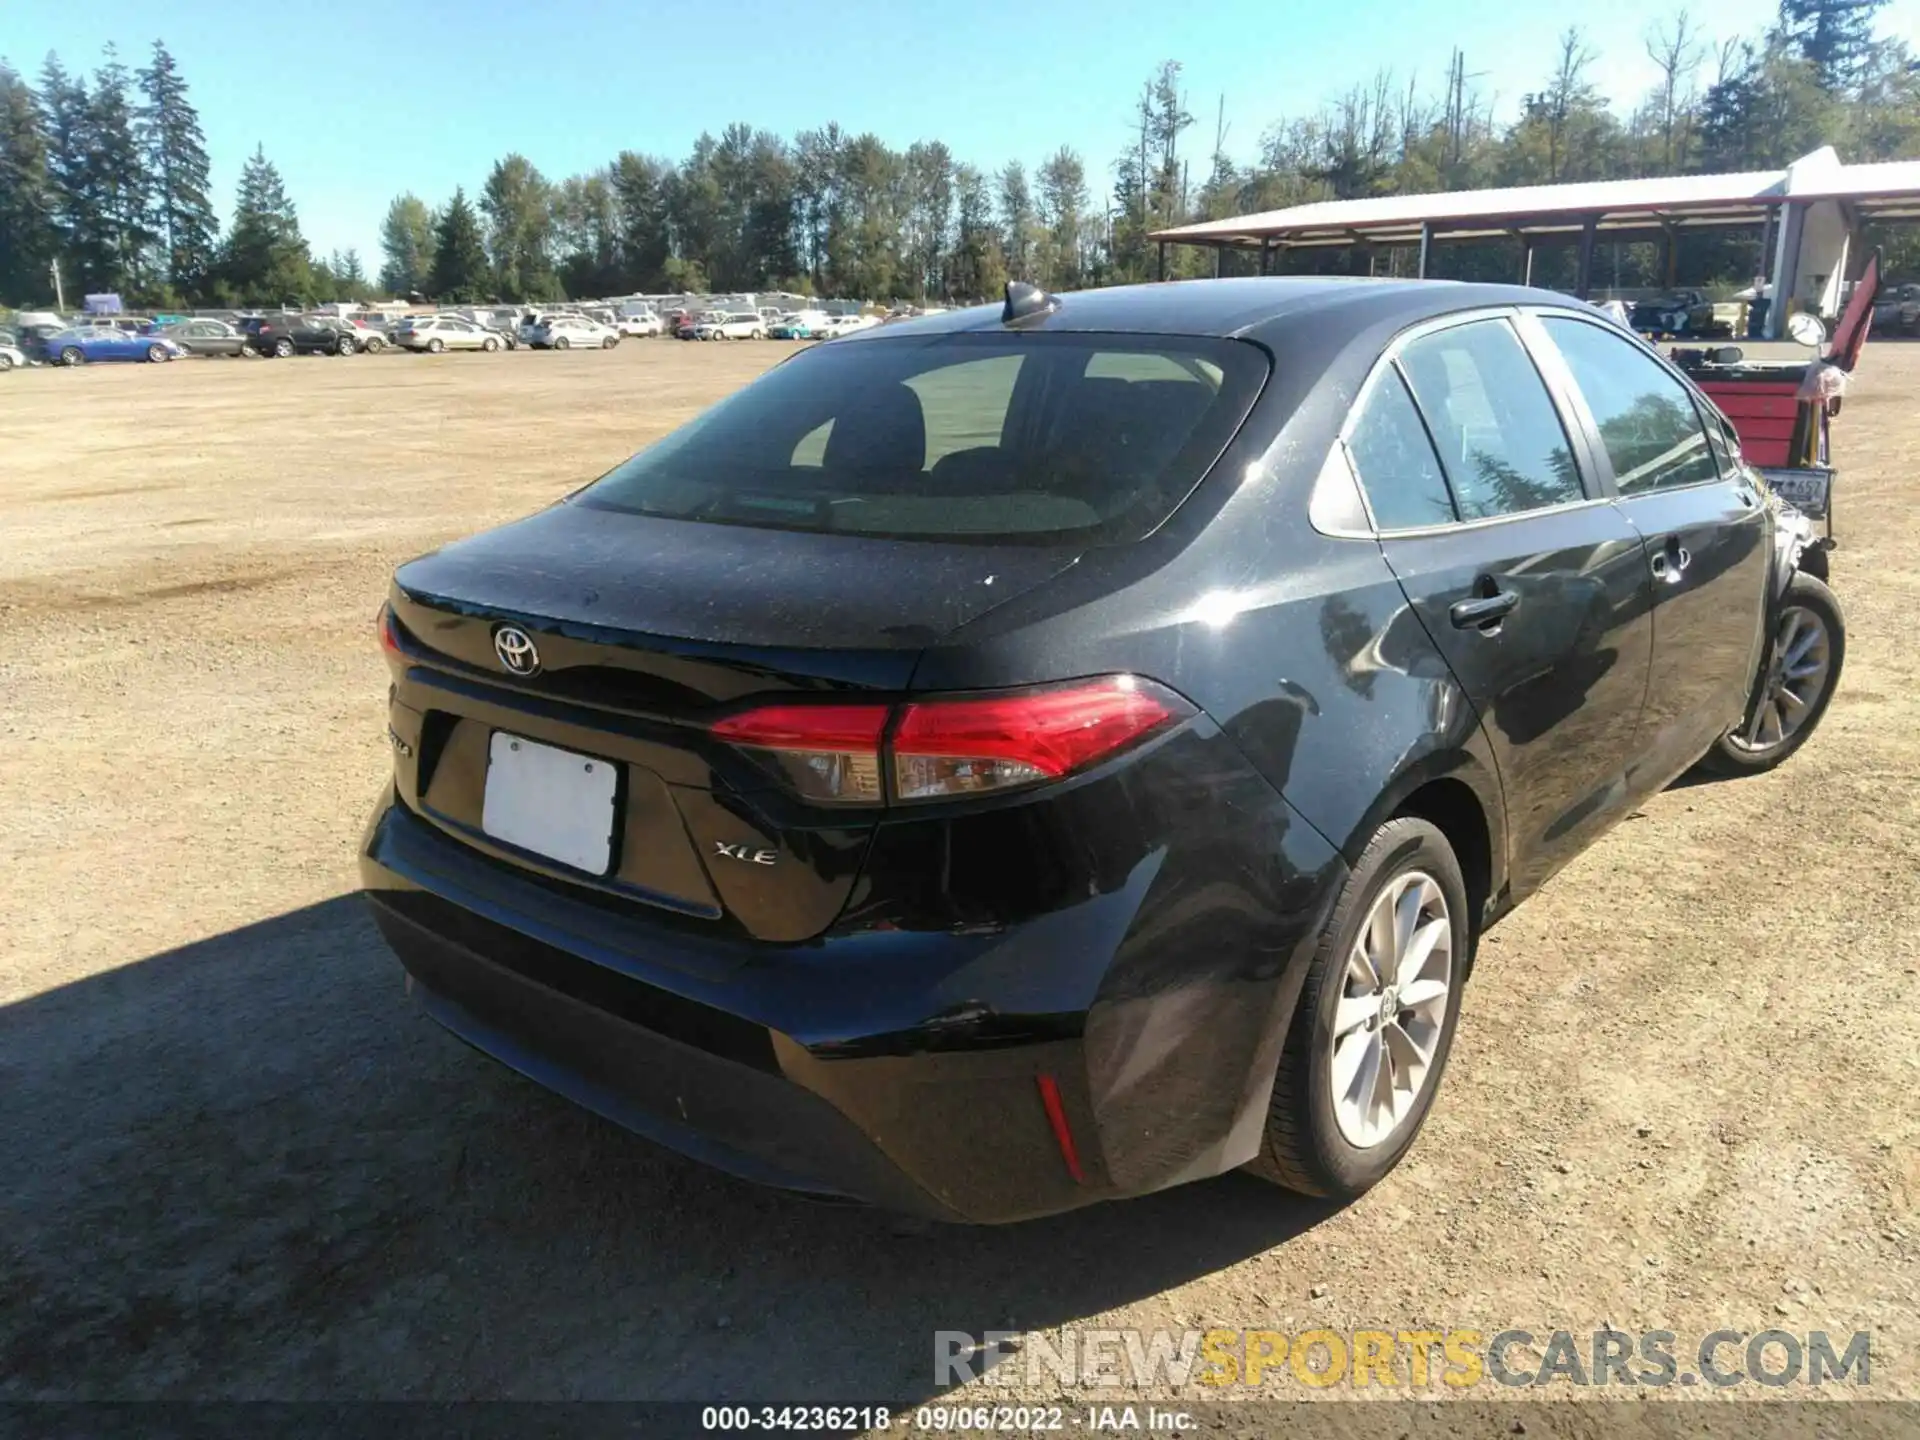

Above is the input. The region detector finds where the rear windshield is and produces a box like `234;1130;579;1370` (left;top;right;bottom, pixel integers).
578;331;1268;544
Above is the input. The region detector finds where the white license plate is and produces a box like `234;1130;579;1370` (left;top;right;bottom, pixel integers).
481;733;618;874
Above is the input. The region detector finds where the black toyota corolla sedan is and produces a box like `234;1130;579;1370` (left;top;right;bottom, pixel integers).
361;277;1843;1222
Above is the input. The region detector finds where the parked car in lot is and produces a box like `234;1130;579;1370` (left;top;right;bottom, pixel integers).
157;318;250;357
1870;282;1919;333
769;311;830;339
15;322;67;363
618;312;663;338
362;277;1845;1223
673;312;706;340
529;315;619;349
0;341;25;371
394;315;506;352
46;327;187;365
518;311;574;345
694;311;765;340
240;314;357;357
337;317;389;353
814;313;878;339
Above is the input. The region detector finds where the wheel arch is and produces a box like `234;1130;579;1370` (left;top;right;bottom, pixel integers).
1341;751;1507;941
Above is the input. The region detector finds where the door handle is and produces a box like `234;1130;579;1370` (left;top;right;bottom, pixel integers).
1449;584;1519;631
1651;536;1692;584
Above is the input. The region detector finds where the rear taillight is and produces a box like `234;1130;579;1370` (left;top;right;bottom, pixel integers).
892;678;1186;800
711;677;1192;806
378;605;402;657
710;704;887;804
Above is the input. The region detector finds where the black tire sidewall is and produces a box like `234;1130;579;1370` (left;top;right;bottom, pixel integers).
1297;818;1469;1196
1710;571;1845;774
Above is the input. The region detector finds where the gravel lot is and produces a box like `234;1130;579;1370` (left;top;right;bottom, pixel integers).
2;338;1916;1408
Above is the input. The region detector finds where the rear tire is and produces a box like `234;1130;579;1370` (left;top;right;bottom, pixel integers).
427;337;445;354
482;336;499;352
147;343;170;363
60;346;84;367
0;353;12;371
1700;572;1844;776
554;336;570;350
1245;817;1469;1201
273;338;293;358
602;335;616;349
364;336;385;354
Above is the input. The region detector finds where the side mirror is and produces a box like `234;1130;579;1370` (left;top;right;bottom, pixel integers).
1787;312;1828;348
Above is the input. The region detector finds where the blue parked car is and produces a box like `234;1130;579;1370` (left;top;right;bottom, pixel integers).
47;328;187;367
767;312;819;339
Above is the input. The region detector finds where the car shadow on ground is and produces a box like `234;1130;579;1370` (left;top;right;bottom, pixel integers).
0;896;1334;1401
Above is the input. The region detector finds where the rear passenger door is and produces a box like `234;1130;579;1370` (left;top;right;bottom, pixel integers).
1531;313;1770;783
1349;313;1656;900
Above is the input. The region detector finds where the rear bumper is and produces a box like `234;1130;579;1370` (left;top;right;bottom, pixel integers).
369;891;964;1218
360;764;1343;1222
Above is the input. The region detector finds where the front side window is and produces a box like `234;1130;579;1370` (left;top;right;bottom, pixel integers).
1541;316;1720;493
580;332;1267;544
1397;318;1584;521
1344;369;1456;529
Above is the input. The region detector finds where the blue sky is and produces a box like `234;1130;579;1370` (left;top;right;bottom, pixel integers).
6;0;1915;263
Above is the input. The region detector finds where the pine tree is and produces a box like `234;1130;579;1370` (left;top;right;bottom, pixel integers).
1775;0;1891;90
336;247;368;292
77;46;155;297
429;186;490;302
481;155;557;301
378;192;433;296
137;40;217;297
219;144;310;302
0;65;59;304
38;54;90;288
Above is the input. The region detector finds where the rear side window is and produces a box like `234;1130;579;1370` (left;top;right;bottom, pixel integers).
1345;370;1456;529
1540;316;1720;493
580;333;1268;544
1398;319;1584;520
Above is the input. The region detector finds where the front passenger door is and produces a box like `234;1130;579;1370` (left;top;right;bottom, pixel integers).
1532;314;1770;786
1354;315;1656;901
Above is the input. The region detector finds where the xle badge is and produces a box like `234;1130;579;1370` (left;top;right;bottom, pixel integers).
713;841;778;866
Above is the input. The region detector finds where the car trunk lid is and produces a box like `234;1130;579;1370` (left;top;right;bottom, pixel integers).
384;502;1080;943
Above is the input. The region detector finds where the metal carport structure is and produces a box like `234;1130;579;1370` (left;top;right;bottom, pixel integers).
1149;147;1920;338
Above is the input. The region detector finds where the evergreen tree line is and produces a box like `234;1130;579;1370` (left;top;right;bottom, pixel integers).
2;1;1916;312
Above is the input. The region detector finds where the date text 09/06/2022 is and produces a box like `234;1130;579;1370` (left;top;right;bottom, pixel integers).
700;1404;1196;1431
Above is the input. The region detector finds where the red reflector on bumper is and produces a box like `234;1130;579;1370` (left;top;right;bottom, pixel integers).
1035;1073;1085;1184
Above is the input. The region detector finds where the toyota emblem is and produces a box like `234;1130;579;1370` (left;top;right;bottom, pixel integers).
492;624;541;676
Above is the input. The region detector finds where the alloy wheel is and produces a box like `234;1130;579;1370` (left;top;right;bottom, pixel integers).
1729;604;1833;754
1329;870;1454;1149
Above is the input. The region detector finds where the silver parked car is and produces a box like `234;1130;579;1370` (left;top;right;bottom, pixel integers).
529;315;620;350
393;316;506;353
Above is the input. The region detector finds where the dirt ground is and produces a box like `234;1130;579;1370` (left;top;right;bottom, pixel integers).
1;339;1916;1409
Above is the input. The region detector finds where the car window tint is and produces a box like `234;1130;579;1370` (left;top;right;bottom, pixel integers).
1541;316;1720;493
1345;370;1457;529
1398;319;1583;520
906;355;1023;466
585;334;1266;544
